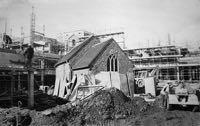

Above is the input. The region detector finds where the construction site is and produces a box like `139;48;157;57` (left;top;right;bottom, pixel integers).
1;1;200;126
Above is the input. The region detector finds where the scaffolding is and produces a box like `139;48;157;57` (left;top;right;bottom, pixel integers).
30;6;36;46
126;46;200;83
133;59;200;82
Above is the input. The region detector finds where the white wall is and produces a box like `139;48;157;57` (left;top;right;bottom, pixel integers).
73;68;90;78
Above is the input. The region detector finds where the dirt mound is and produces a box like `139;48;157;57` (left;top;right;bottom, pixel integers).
34;93;68;111
0;107;31;126
29;87;153;125
0;93;68;126
1;87;200;126
69;88;162;125
80;88;130;122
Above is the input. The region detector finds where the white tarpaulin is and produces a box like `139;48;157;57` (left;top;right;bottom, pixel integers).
53;64;65;96
64;62;71;82
54;69;132;101
94;72;112;88
144;77;156;96
94;72;122;90
58;64;66;98
54;63;72;98
110;72;121;90
68;74;85;101
119;73;129;96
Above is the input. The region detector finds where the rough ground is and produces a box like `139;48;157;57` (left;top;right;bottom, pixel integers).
0;88;200;126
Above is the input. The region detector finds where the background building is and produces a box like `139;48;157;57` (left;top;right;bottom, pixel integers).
57;29;126;54
124;45;200;83
57;30;93;52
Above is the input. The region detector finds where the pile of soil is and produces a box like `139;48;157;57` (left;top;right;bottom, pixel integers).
34;93;68;111
0;107;31;126
30;87;160;125
1;87;200;126
69;88;163;125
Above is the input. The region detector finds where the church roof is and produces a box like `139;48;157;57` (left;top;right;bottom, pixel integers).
55;36;95;66
72;38;113;70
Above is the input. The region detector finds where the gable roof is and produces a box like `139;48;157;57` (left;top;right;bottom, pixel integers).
72;38;113;70
55;36;94;66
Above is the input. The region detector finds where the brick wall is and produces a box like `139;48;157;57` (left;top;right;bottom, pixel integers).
91;40;133;75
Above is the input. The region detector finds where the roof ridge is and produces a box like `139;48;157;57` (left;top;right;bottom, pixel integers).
92;38;113;48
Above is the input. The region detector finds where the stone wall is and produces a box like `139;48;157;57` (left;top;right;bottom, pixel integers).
91;40;133;75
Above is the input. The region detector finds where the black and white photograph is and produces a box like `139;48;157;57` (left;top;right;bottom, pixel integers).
0;0;200;125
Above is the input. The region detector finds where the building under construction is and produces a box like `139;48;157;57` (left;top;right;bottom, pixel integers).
0;7;63;107
57;29;126;54
123;45;200;85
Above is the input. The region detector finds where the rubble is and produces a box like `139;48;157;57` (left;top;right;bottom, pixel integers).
34;93;68;111
0;87;200;126
31;87;163;125
0;107;31;126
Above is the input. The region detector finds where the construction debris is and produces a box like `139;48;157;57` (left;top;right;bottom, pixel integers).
0;87;200;126
34;93;68;111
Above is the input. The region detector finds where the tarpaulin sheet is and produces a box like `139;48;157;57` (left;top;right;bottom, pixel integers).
119;73;129;96
94;72;112;88
144;77;156;96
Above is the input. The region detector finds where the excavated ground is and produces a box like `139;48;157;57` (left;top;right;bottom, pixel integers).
0;88;200;126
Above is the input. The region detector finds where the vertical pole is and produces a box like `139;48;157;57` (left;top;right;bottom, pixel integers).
176;57;179;81
177;66;180;82
41;59;44;87
20;26;24;50
198;67;200;81
30;6;35;47
28;70;34;108
18;72;21;91
48;43;51;53
11;70;14;106
189;66;192;81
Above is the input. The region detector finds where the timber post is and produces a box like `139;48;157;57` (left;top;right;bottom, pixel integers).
41;58;45;87
10;70;15;106
18;72;21;92
28;69;34;108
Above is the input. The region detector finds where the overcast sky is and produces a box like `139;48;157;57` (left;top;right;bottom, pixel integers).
0;0;200;49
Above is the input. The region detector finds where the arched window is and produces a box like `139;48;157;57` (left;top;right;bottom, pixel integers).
107;57;110;71
115;58;118;71
107;54;118;72
72;39;76;46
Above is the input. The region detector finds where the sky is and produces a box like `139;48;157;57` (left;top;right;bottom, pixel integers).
0;0;200;49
